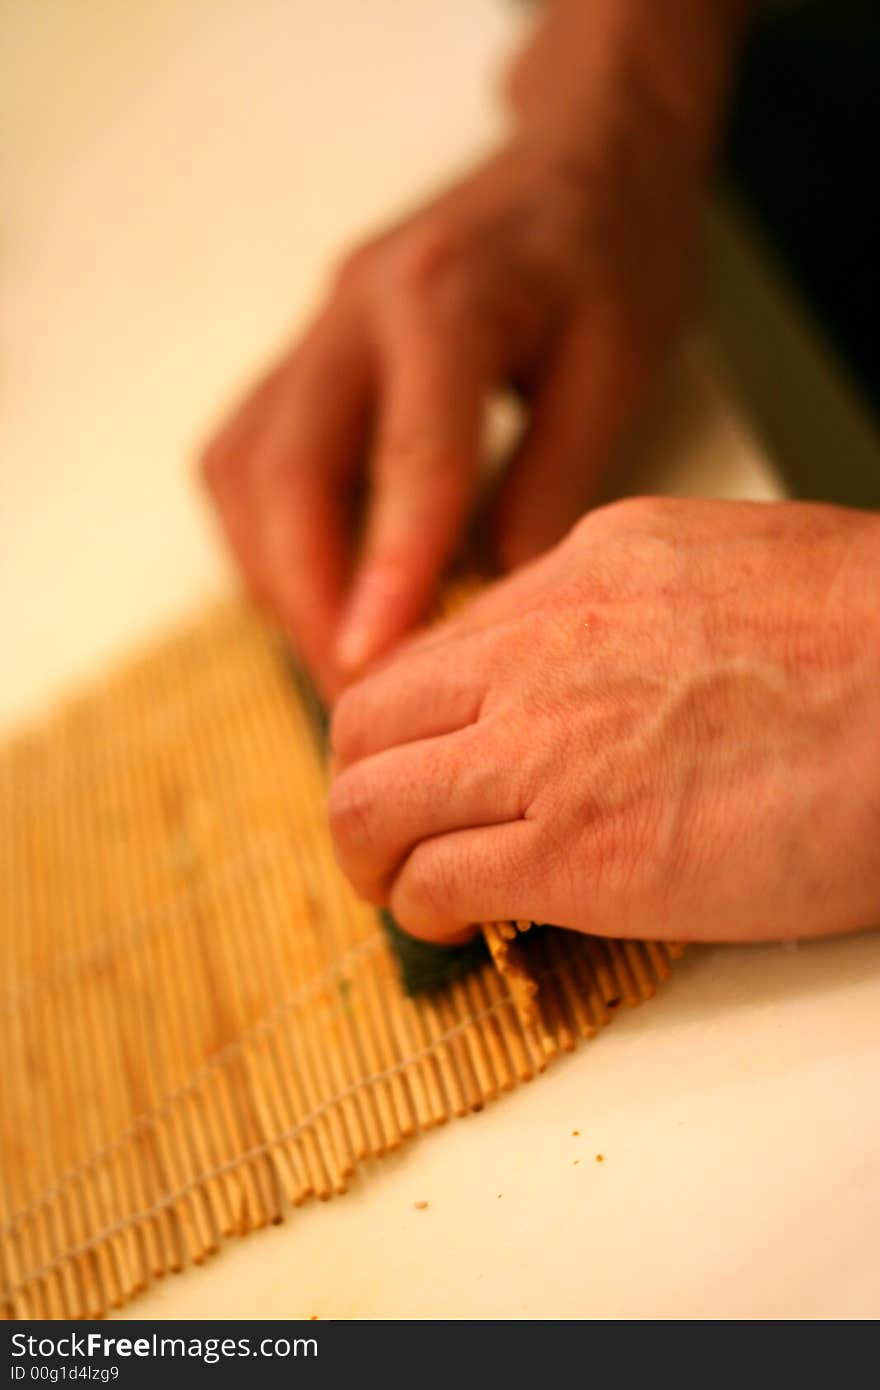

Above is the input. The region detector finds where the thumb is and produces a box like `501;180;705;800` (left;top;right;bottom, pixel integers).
336;332;490;673
492;310;644;572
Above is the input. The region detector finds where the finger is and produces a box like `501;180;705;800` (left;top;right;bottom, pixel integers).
389;820;545;941
254;311;374;697
200;361;295;604
335;320;492;674
204;461;271;606
201;356;291;478
261;468;355;697
491;311;644;571
330;627;494;768
328;721;525;902
364;542;560;672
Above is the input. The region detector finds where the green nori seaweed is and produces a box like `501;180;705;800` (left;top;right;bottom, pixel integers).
379;909;488;996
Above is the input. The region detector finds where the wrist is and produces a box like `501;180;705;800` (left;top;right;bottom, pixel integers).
507;0;755;182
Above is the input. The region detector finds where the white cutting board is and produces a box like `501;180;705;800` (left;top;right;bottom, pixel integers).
2;0;878;1318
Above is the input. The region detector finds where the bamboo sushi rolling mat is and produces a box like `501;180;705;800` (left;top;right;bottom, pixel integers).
0;598;680;1320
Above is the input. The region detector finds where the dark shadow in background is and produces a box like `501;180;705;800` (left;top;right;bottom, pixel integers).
724;0;879;501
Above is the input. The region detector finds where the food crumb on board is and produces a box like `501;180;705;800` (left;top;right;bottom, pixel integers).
496;1193;503;1199
414;1200;429;1210
572;1159;579;1166
571;1130;580;1136
309;1315;318;1320
595;1154;604;1163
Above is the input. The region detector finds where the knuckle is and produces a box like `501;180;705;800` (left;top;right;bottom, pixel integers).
572;496;675;548
198;441;225;491
335;222;472;310
332;239;380;294
392;222;469;305
327;766;378;856
255;437;313;495
604;496;675;529
278;336;327;400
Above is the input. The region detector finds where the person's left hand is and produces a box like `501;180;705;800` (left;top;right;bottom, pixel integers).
328;496;880;945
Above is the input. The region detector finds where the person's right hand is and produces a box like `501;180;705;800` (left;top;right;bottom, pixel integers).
200;2;747;700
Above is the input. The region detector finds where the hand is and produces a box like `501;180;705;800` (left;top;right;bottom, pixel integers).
328;498;880;944
199;0;738;698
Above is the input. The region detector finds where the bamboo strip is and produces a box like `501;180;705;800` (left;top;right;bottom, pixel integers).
235;632;398;1161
